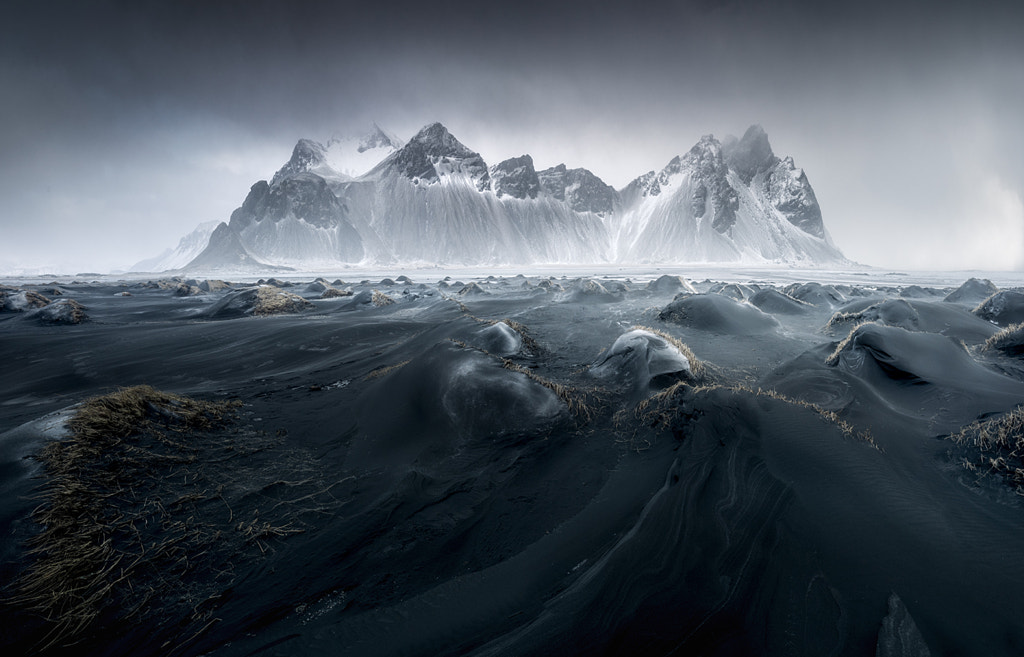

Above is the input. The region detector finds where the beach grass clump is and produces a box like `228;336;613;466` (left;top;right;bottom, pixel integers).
253;286;312;315
982;322;1024;356
6;386;341;652
951;406;1024;495
823;309;870;334
364;360;411;380
825;322;874;366
9;386;238;649
320;287;353;299
631;381;874;446
371;290;396;307
500;358;596;422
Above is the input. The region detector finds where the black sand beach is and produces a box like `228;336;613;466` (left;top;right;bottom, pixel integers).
3;272;1024;656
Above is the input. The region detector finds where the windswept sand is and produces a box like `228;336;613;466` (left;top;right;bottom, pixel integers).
2;272;1024;656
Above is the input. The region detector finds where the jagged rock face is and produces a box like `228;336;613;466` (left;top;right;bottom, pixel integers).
723;126;825;239
625;137;739;234
374;122;490;192
687;138;739;233
229;175;352;233
490;155;540;199
271;139;328;186
724;125;779;185
761;157;825;238
226;174;363;263
265;174;348;228
537;164;618;215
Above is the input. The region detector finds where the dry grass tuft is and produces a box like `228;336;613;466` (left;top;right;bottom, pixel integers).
951;406;1024;494
9;386;236;649
364;360;411;380
983;322;1024;355
824;309;870;333
320;287;353;299
252;287;312;316
7;385;338;652
500;358;597;422
444;295;471;314
825;322;874;366
630;381;875;447
371;290;395;307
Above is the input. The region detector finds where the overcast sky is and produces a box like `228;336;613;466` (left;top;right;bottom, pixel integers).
1;0;1022;273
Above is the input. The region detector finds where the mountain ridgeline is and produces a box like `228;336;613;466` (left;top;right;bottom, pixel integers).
176;123;845;270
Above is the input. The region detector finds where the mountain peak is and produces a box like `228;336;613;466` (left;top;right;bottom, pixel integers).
411;122;456;147
537;164;618;215
725;124;779;184
271;139;328;186
372;122;490;191
490;155;540;199
358;123;403;153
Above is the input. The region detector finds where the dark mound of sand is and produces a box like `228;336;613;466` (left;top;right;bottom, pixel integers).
707;281;757;300
590;327;704;393
659;293;779;333
205;286;313;318
2;290;50;312
458;281;489;296
782;281;846;306
944;277;999;304
974;291;1024;326
349;341;567;469
559;278;622;303
33;299;88;324
826;298;997;344
472;320;524;356
748;288;812;315
646;275;696;296
827;323;1024;428
899;284;940;299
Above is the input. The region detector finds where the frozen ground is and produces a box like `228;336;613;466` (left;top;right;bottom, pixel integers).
2;267;1024;656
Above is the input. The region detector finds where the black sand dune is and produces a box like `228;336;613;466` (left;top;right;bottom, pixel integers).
3;273;1024;656
659;292;780;333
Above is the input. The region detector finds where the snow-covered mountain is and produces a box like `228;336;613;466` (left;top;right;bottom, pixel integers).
165;122;845;272
612;126;839;264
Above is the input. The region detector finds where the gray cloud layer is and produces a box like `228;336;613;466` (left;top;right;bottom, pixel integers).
2;0;1022;272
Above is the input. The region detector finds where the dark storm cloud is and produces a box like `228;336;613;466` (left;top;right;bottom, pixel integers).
2;0;1023;271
